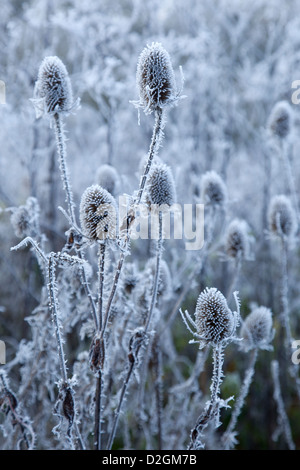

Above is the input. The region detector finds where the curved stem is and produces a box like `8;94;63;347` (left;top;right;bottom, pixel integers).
222;348;257;448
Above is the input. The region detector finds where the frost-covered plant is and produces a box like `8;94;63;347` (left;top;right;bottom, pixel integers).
268;195;297;240
146;162;176;209
200;171;227;208
32;56;78;225
240;306;274;353
96;164;120;197
222;306;274;449
180;288;240;449
134;42;180;115
8;197;40;240
79;184;118;243
225;219;249;261
267;101;292;140
33;56;74;117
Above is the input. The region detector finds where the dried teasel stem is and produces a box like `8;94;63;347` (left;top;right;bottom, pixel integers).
271;360;295;450
136;108;165;206
106;213;164;450
93;242;106;450
188;343;225;450
47;253;84;449
53;112;76;225
222;348;258;449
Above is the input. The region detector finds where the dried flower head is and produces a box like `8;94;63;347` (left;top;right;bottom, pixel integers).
135;42;178;114
268;195;297;238
225;219;249;260
195;287;234;348
268;100;292;139
201;171;227;207
240;306;274;352
33;56;74;118
146;163;176;208
9;197;40;239
79;185;117;242
96;164;120;197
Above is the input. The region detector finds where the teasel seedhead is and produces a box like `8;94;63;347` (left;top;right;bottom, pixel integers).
96;164;120;197
268;194;297;239
146;163;176;208
32;56;75;118
267;100;293;140
8;197;40;239
195;287;235;348
79;184;118;242
134;42;182;114
240;306;274;352
200;171;227;208
225;219;250;260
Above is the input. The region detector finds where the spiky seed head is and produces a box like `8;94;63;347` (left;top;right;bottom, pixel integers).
9;197;40;239
79;184;117;242
96;164;120;197
201;171;227;207
268;195;297;238
195;287;234;348
225;219;249;260
268;100;292;139
146;163;176;208
34;56;73;116
136;42;177;114
240;306;273;351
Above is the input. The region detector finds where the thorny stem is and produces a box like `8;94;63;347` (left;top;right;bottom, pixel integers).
271;360;295;450
53;113;76;225
94;242;106;450
136;108;164;206
106;213;164;450
280;237;292;349
188;343;224;450
222;348;257;449
280;139;300;228
47;254;68;384
47;253;84;449
97;243;106;332
76;248;98;329
152;336;163;450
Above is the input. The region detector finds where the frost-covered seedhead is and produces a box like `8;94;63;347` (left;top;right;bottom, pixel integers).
200;171;227;207
268;195;297;238
195;287;234;348
79;185;117;242
268;100;292;139
96;164;120;197
9;197;40;239
135;42;177;114
225;219;249;260
33;56;73;117
240;306;274;352
146;163;176;208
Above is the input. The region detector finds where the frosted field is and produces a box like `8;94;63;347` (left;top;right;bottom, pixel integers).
1;0;300;450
